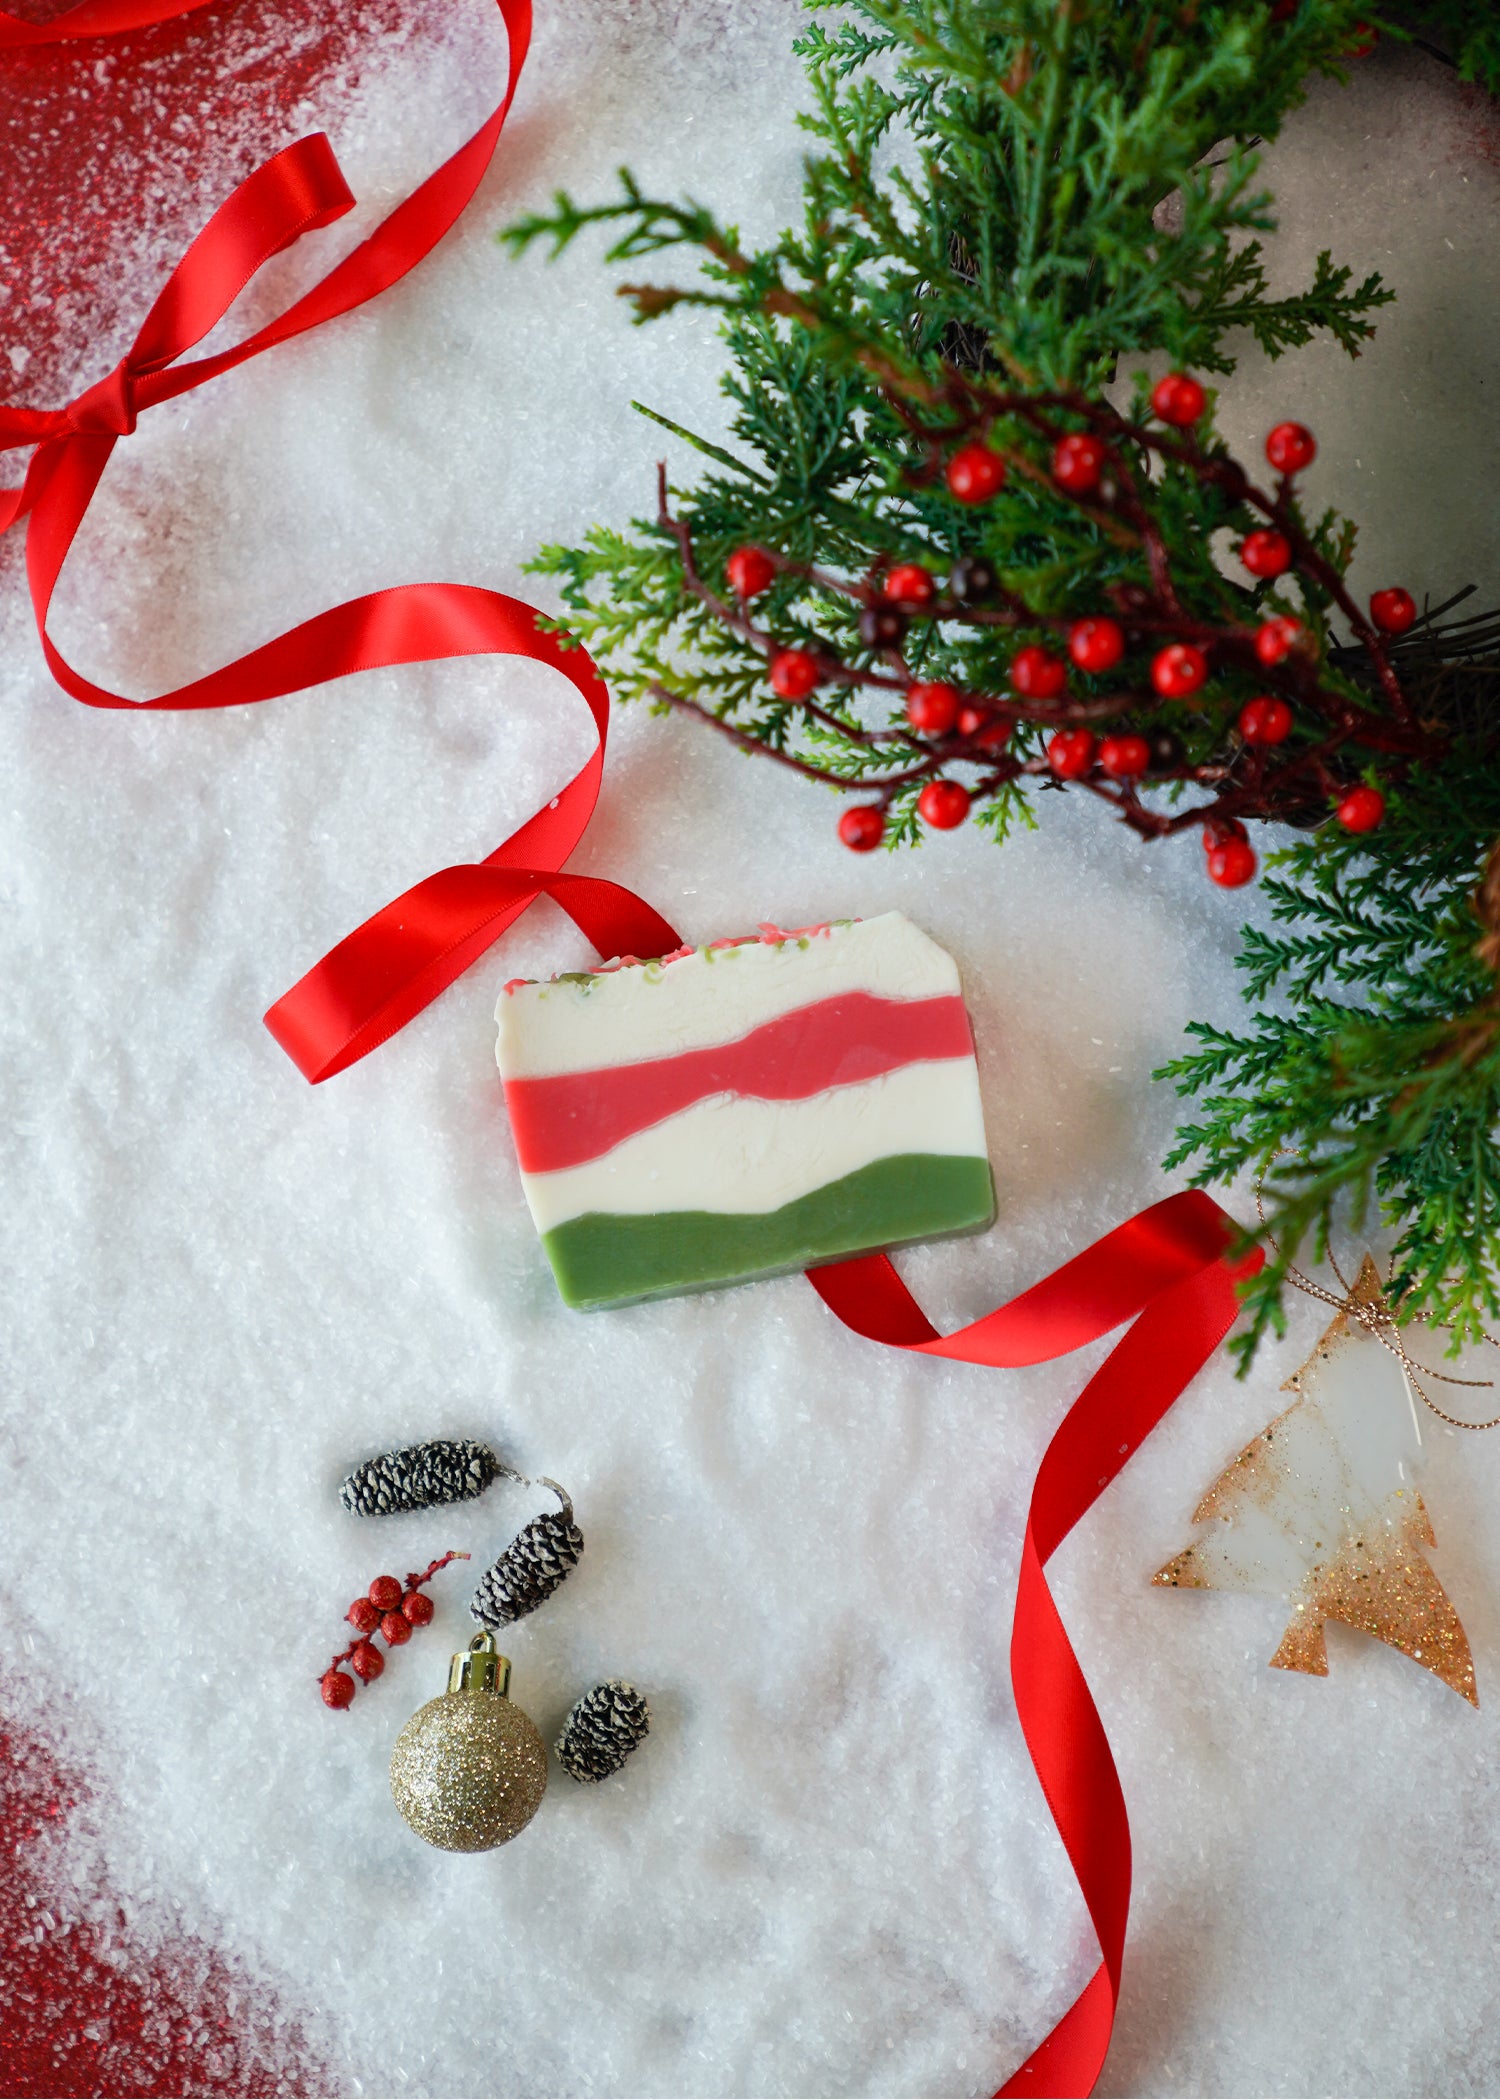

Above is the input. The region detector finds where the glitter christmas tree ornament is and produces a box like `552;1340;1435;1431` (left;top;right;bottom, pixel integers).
1155;1256;1478;1705
389;1634;549;1851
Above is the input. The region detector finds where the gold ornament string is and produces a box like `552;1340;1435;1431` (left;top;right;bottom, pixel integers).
1254;1157;1500;1430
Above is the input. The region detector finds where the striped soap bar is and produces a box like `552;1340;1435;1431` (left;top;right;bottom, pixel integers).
495;913;994;1310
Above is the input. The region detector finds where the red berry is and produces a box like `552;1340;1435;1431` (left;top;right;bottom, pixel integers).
349;1640;385;1682
1265;421;1316;474
945;442;1007;504
1336;784;1386;833
1344;20;1378;56
726;546;776;599
905;680;961;736
1239;696;1293;746
838;804;885;853
1254;615;1305;666
1047;728;1096;779
380;1610;413;1647
1052;433;1106;494
320;1669;356;1710
882;563;936;607
1240;530;1293;579
368;1575;402;1614
917;779;971;830
1269;0;1297;18
1099;733;1151;781
1207;839;1258;888
1010;644;1068;698
958;704;1012;747
1151;373;1207;426
1068;618;1126;674
1151;642;1209;699
401;1589;435;1627
768;648;821;700
1369;587;1416;635
346;1596;381;1635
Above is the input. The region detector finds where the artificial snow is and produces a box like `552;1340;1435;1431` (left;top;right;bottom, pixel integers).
4;10;1500;2095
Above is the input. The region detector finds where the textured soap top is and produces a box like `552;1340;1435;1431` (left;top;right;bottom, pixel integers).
497;917;957;1074
495;912;993;1310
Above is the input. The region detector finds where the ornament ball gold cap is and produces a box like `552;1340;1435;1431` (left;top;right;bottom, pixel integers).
448;1631;511;1697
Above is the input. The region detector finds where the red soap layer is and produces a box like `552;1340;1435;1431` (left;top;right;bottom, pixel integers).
504;991;974;1173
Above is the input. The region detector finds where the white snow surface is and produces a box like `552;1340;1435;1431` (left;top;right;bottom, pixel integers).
5;12;1500;2096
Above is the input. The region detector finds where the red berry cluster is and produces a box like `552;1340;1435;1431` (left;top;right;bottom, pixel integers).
1203;822;1257;889
319;1551;470;1710
684;370;1431;890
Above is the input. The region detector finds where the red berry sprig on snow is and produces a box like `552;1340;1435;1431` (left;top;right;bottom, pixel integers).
319;1551;471;1710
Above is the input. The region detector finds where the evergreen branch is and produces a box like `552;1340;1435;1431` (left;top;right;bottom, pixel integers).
499;0;1500;1365
630;403;771;485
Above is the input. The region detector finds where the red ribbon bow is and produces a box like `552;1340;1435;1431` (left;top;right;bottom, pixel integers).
1;8;1262;2094
0;0;672;1084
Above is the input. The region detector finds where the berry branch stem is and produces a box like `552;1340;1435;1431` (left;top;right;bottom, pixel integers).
654;371;1447;867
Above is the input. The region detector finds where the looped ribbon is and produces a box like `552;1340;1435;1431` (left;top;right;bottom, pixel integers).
1;6;1263;2092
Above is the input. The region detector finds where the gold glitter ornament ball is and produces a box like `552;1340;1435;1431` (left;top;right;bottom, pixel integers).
390;1634;549;1851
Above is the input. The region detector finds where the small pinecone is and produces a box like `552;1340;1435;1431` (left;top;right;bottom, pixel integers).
339;1439;504;1518
469;1498;584;1628
556;1681;651;1783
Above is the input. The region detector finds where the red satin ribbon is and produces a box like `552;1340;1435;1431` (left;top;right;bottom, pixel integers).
0;0;645;1084
0;0;216;40
0;9;1262;2093
814;1197;1262;2094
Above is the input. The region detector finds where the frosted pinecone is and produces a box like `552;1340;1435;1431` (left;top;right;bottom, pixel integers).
556;1681;651;1783
339;1439;505;1517
469;1484;583;1627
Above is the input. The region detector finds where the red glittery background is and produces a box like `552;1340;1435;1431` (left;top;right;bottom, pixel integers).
0;0;440;403
1;1693;333;2094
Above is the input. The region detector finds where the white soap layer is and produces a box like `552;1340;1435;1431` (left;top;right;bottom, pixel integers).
495;912;959;1078
519;1058;986;1231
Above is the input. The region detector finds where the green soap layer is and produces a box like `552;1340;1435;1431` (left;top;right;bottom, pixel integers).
541;1152;995;1311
